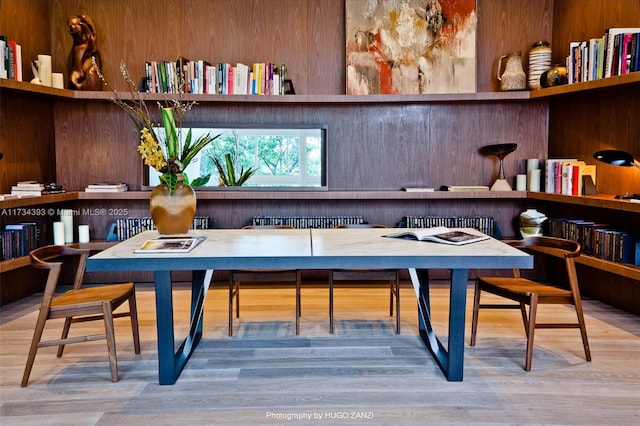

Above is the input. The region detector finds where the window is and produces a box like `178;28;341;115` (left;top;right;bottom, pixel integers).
147;125;327;188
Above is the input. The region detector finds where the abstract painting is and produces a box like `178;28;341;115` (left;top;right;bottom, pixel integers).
346;0;477;94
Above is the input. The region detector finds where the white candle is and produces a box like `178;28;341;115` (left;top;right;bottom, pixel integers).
78;225;90;243
527;158;540;173
528;169;541;192
52;72;64;89
516;174;527;191
60;209;74;243
53;221;65;245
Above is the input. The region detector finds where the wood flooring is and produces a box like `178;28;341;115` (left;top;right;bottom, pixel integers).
1;281;639;425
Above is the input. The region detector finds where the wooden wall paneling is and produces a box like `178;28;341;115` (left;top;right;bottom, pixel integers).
0;0;51;84
53;100;142;190
548;85;640;195
476;0;554;92
0;93;56;193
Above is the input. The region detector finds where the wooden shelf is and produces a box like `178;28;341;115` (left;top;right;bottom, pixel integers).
527;192;640;214
0;79;530;104
0;256;30;273
576;255;640;281
4;73;639;104
530;72;640;99
0;192;77;208
77;189;527;201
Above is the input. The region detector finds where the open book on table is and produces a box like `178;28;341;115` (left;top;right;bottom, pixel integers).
384;226;490;246
134;236;206;253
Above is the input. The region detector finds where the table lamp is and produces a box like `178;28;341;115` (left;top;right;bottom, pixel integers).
593;149;640;200
479;143;517;191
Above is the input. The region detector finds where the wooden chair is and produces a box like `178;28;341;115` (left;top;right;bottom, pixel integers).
21;245;140;387
470;236;591;371
329;224;401;334
229;225;301;336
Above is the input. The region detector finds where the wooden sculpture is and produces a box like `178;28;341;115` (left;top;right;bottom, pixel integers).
67;14;102;91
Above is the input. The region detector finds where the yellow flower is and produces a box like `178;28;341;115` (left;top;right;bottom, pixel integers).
137;128;167;172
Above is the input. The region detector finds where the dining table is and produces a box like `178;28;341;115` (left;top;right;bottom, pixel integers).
86;227;532;384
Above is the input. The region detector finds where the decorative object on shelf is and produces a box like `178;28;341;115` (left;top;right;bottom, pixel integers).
149;173;196;234
345;0;477;94
30;54;51;86
479;143;517;191
528;41;552;90
519;208;547;238
593;149;640;200
593;150;640;170
67;15;102;91
497;51;526;91
213;153;256;186
540;65;567;88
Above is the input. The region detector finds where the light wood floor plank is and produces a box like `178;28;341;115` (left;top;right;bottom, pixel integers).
1;282;639;425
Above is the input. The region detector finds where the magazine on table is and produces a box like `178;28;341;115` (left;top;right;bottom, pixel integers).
134;236;206;253
384;226;490;246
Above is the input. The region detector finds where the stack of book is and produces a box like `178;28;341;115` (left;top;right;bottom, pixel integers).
544;159;597;195
1;221;46;260
0;35;23;81
115;216;210;240
567;27;640;84
144;58;287;95
85;183;128;192
250;215;365;229
10;181;64;197
548;217;638;265
402;215;499;238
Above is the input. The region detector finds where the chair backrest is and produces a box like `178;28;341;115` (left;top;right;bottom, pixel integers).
510;236;582;300
30;245;90;306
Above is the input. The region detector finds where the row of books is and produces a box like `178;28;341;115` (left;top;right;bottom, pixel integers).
114;216;210;241
402;216;499;238
250;216;365;229
144;58;287;95
548;217;638;265
1;221;46;261
544;159;596;195
10;181;65;197
566;27;640;84
0;35;23;81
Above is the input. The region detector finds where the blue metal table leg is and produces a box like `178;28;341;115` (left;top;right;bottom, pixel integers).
411;268;468;381
154;269;213;385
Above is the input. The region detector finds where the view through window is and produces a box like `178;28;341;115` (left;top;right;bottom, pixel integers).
148;126;327;188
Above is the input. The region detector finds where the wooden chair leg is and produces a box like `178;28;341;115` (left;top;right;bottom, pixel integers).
296;270;302;336
520;303;529;337
524;295;538;371
102;302;119;382
470;283;481;346
574;302;592;362
394;274;400;334
228;275;234;337
128;292;141;354
329;274;334;334
389;280;394;317
21;309;49;387
56;316;72;357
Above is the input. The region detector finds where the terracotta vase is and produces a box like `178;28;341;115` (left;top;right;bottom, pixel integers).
149;174;196;235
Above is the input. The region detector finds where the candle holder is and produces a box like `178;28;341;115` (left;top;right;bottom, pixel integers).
479;143;517;191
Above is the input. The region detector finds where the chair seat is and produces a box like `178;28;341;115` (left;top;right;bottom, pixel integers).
477;277;573;299
50;283;135;316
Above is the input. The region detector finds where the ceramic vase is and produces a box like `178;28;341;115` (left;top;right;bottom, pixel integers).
149;174;196;235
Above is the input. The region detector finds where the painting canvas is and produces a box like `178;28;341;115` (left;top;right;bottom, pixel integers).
346;0;477;94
